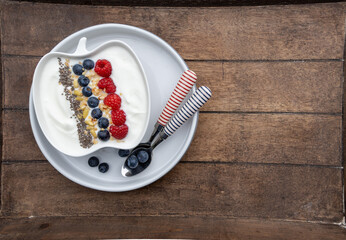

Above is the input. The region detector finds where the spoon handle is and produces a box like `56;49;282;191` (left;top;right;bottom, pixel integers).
148;70;197;142
163;86;212;137
158;70;197;126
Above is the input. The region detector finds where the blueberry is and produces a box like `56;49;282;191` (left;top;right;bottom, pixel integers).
127;155;139;169
88;156;99;167
83;59;94;70
97;130;110;141
98;163;109;173
137;150;149;163
91;108;102;119
73;64;84;75
82;86;92;97
87;97;99;108
118;149;130;157
98;117;109;128
78;76;90;87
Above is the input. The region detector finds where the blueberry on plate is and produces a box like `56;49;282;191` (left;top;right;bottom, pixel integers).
82;86;92;97
97;130;110;141
78;75;90;87
73;64;84;75
83;59;94;70
91;108;102;119
98;163;109;173
88;156;99;167
87;97;99;108
98;117;109;128
127;155;139;169
137;150;149;163
118;149;130;157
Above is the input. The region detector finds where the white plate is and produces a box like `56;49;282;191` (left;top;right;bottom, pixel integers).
29;24;198;192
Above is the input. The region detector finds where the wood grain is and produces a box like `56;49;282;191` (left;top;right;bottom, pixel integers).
189;61;343;112
184;113;341;166
3;57;343;114
2;110;44;161
2;2;345;60
17;0;346;7
2;56;39;109
343;41;346;221
1;162;343;222
222;61;342;113
1;1;346;235
0;6;2;208
0;216;346;240
3;111;341;166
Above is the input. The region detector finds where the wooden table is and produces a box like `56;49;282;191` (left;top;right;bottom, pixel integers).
1;1;346;239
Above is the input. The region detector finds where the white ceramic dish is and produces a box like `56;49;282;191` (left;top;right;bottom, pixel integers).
32;38;150;156
29;24;198;192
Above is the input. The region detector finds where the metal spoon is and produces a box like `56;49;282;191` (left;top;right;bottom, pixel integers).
121;69;197;154
121;86;212;177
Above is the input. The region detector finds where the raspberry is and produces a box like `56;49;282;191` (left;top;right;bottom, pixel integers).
109;124;128;139
98;77;112;89
105;84;116;93
104;93;121;110
111;109;126;126
98;78;116;93
95;59;112;77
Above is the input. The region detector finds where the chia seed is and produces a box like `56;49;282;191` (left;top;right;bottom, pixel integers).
58;57;93;148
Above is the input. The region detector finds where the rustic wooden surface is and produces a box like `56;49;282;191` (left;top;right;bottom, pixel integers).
1;1;346;239
0;216;346;240
18;0;346;7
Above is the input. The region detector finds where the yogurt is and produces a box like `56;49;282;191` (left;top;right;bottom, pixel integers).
34;43;149;156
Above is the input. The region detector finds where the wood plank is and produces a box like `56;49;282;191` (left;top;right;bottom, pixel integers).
2;2;345;60
184;113;341;166
3;56;343;114
15;0;346;7
222;61;342;113
1;162;343;222
2;110;44;161
3;111;341;166
0;3;2;209
343;41;346;220
2;56;39;109
189;61;343;112
0;216;345;240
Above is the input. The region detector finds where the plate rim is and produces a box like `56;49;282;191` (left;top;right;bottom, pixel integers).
29;23;199;192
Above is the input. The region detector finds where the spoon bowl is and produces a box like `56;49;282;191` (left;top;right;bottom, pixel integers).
122;86;212;177
121;147;152;177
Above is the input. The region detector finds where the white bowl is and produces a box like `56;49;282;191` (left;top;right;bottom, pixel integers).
32;37;150;157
